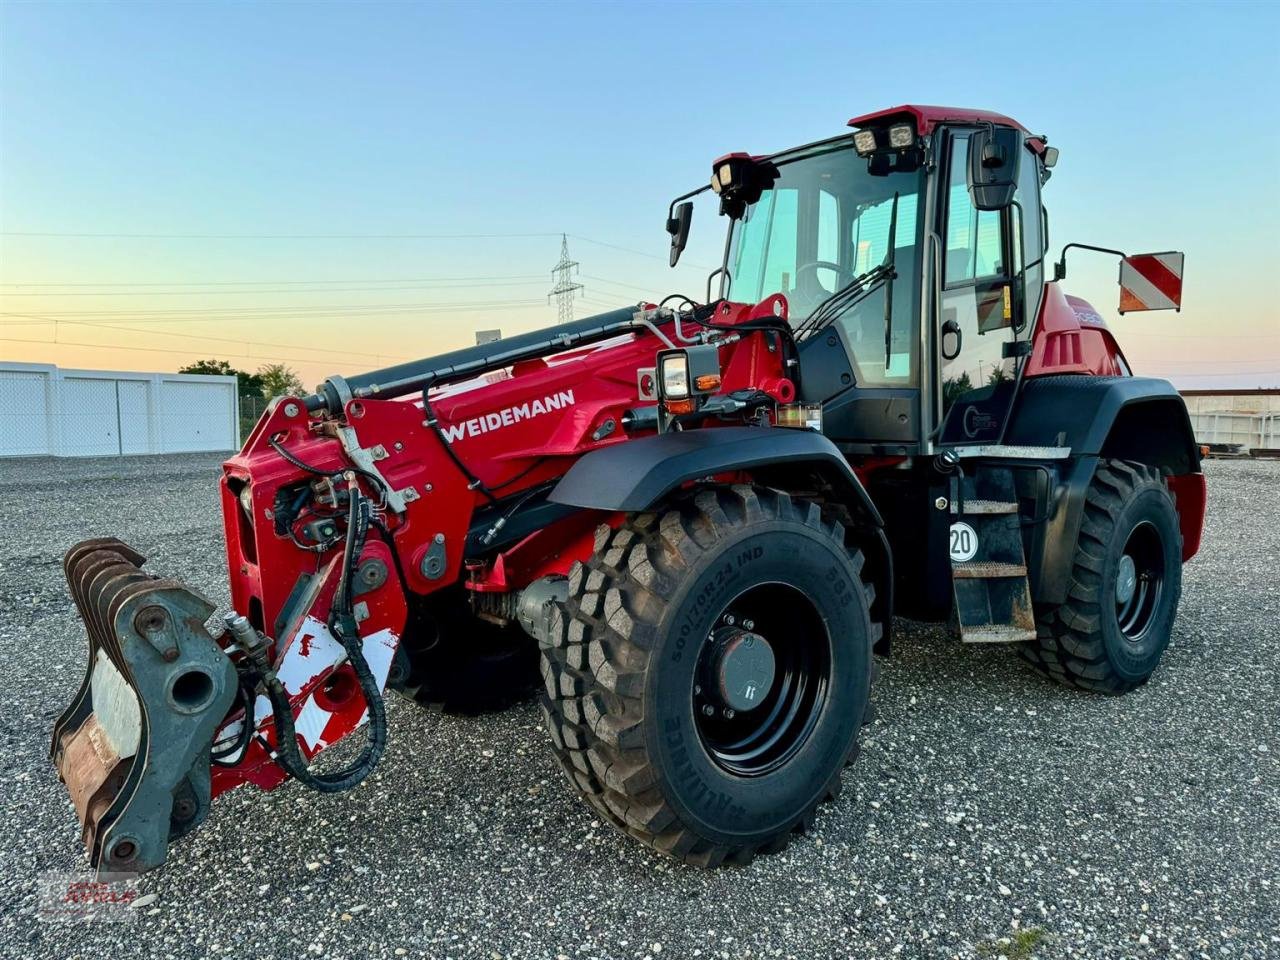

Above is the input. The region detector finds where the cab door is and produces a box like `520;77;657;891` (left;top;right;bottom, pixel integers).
936;128;1042;446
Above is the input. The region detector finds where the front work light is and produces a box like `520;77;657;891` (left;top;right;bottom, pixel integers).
887;123;915;149
853;129;877;157
711;163;734;194
655;344;723;419
660;352;690;399
708;154;779;218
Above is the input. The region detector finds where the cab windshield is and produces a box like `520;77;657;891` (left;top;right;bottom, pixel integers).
724;140;925;386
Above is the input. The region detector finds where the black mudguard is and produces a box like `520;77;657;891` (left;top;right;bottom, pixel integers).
549;425;882;525
549;424;891;651
1005;375;1201;606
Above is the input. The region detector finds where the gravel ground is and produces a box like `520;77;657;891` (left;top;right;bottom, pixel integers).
0;454;1276;960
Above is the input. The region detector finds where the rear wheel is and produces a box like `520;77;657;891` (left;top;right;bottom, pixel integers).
1023;460;1183;694
540;486;877;866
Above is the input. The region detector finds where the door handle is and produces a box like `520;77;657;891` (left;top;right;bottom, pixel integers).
941;318;963;360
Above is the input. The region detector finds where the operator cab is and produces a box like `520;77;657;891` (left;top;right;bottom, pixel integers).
680;105;1055;455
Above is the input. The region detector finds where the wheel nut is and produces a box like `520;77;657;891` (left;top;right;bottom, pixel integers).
702;704;715;717
723;708;736;720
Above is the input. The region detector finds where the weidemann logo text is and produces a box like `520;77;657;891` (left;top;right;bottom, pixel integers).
440;390;575;443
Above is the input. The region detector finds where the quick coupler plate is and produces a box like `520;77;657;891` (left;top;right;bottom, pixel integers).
50;538;237;874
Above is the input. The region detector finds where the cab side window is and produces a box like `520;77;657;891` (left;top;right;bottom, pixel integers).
944;137;1005;285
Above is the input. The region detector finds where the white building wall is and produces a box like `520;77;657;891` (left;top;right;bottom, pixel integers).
0;362;240;458
1183;393;1280;450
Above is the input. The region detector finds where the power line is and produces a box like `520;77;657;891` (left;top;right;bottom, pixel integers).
0;298;547;322
4;314;415;363
1134;357;1280;366
1;228;712;267
0;230;563;240
0;334;410;368
0;279;547;297
0;273;545;288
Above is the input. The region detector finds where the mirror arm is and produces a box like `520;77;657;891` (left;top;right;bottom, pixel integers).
1054;242;1127;281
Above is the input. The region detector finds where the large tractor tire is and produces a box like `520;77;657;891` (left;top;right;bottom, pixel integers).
391;587;538;714
540;486;877;867
1023;460;1183;694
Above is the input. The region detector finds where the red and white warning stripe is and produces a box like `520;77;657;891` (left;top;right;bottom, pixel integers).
1119;252;1184;313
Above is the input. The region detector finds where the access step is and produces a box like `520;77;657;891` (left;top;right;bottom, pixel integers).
951;499;1019;515
961;623;1038;644
952;561;1028;579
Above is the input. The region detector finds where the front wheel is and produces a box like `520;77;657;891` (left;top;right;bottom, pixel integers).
539;486;877;867
1023;460;1183;694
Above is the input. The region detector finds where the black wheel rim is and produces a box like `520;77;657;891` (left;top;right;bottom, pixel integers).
692;582;831;777
1115;520;1165;644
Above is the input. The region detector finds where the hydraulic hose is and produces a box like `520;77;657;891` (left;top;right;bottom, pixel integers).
260;479;388;792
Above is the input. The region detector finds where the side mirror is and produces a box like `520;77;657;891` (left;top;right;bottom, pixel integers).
967;126;1022;211
1119;252;1185;314
667;201;693;267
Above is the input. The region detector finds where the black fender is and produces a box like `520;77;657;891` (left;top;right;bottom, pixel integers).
1005;375;1199;470
549;425;882;524
549;424;891;651
1005;375;1201;605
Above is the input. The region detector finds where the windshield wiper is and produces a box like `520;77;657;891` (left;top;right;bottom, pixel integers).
881;191;900;370
793;192;900;345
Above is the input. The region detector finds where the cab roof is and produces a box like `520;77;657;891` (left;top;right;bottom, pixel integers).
849;104;1030;136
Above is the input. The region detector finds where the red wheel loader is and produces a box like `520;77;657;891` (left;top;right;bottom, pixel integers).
51;105;1206;874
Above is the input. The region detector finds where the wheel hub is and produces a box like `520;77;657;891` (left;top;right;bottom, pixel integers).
1115;554;1138;605
704;627;775;713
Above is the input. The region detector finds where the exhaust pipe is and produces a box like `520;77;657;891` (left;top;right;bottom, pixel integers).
51;538;237;874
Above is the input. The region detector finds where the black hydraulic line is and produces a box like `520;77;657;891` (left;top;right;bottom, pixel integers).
262;487;388;792
368;517;412;598
210;677;257;766
420;391;498;505
268;433;391;499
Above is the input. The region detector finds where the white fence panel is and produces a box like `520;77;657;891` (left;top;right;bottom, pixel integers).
0;368;51;457
119;380;151;455
158;379;238;453
0;362;240;458
60;377;122;457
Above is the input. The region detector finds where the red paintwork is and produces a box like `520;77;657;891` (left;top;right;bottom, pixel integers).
1025;282;1206;556
210;302;792;793
1166;472;1207;561
203;115;1202;805
1025;283;1129;378
210;538;407;795
848;104;1032;138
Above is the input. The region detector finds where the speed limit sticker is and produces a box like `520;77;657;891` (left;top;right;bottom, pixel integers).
949;521;979;562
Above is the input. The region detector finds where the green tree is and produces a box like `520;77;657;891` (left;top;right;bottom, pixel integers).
179;359;264;399
942;371;974;408
257;363;305;400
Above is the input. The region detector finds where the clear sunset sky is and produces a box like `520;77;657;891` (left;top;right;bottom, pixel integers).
2;0;1277;390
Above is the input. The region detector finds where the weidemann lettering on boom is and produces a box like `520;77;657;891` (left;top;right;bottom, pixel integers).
440;390;575;443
